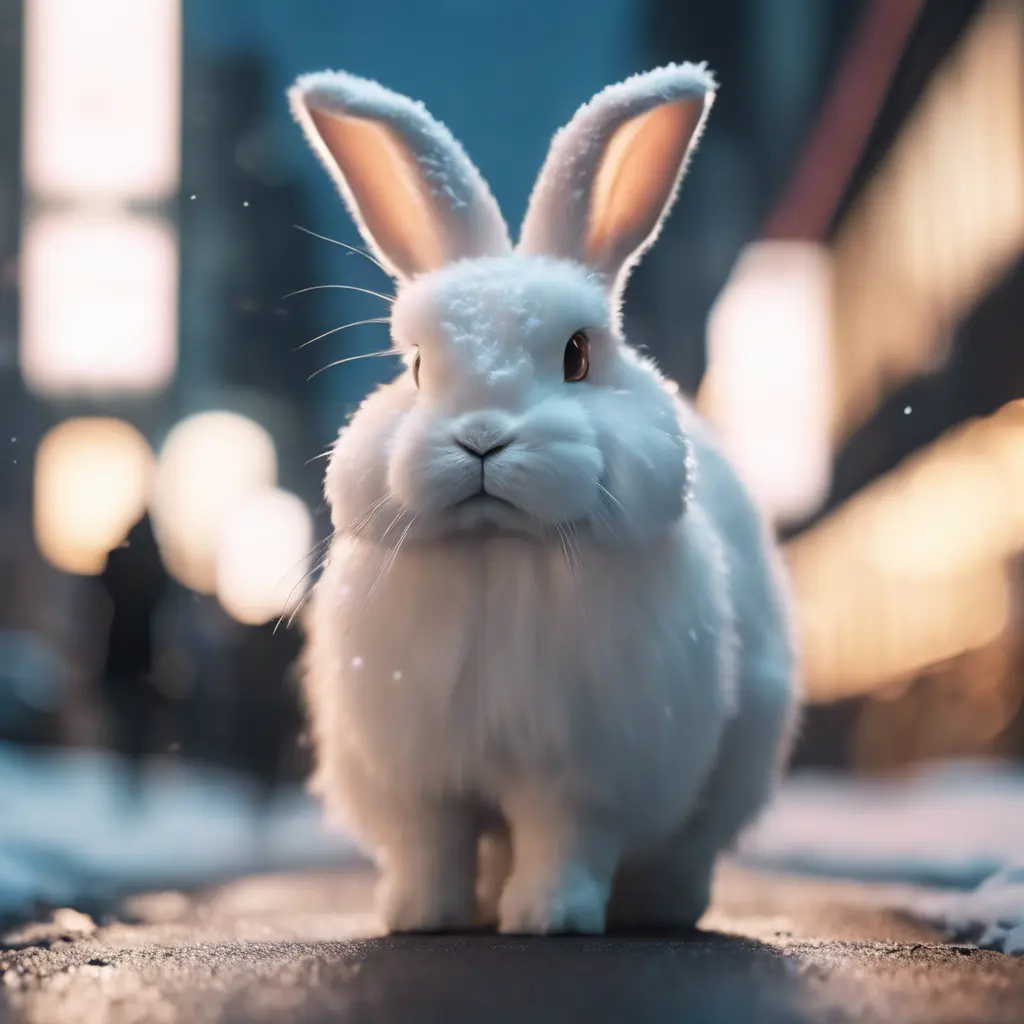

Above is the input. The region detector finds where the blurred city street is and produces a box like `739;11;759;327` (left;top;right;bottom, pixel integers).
4;0;1024;1020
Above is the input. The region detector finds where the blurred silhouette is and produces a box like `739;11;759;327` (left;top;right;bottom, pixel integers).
98;513;172;805
229;620;306;826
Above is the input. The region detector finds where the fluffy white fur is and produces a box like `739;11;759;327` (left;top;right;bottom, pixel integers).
291;64;798;935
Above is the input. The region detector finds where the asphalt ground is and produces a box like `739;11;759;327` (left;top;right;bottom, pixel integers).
3;864;1023;1024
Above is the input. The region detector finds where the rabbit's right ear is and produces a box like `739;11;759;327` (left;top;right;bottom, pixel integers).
289;71;511;280
518;64;715;296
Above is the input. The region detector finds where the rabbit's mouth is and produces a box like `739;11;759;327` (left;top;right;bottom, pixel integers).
443;489;540;538
453;489;519;513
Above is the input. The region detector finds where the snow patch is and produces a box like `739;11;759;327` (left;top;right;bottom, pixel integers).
742;761;1024;953
0;743;358;920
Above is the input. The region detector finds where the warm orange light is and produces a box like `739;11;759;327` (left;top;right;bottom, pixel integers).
789;400;1024;702
23;0;181;201
830;0;1024;441
151;413;278;594
34;418;155;576
20;212;178;397
703;240;833;525
791;551;1011;703
215;488;315;626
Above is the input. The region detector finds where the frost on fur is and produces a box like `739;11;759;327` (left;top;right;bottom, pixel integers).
291;63;797;936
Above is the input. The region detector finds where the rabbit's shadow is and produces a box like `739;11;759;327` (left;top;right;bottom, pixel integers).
222;926;806;1023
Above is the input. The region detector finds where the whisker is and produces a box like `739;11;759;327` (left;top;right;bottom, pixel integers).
567;523;583;568
274;534;335;633
284;592;312;631
305;449;333;465
350;493;393;534
292;224;390;275
558;529;572;570
282;556;326;632
347;510;415;630
590;504;617;544
294;317;390;352
555;523;575;578
307;350;403;381
275;556;324;633
381;515;417;579
376;509;406;548
287;534;333;581
597;482;627;515
283;283;395;303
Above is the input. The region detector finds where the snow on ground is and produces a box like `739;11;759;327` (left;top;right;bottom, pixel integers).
0;743;358;919
740;760;1024;953
3;744;1023;953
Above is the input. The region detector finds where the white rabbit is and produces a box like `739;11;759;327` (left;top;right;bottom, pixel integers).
291;63;798;935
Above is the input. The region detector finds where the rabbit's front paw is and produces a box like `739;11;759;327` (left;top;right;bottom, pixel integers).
378;866;477;934
498;864;608;935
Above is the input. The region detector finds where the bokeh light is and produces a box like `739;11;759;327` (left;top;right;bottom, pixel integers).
23;0;181;201
829;0;1024;443
20;212;178;397
215;487;315;626
789;399;1024;703
33;418;155;576
152;412;278;595
702;240;833;525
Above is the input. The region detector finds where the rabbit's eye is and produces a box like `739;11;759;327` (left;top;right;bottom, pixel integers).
412;348;421;388
564;331;590;382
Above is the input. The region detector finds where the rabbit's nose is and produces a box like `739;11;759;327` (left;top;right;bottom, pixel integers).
452;413;515;458
454;437;510;459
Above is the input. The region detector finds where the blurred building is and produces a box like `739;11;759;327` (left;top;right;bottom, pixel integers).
635;0;865;391
697;0;1024;770
2;1;327;774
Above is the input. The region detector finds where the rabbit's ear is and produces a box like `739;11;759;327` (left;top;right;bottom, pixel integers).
518;64;715;293
289;71;511;280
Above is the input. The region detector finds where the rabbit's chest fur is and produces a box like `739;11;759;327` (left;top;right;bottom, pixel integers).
307;502;738;842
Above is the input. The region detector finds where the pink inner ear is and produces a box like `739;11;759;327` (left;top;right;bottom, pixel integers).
583;98;706;272
308;108;448;275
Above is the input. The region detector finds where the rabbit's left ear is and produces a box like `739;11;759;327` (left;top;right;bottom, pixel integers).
290;71;511;280
518;64;715;295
